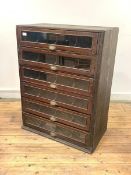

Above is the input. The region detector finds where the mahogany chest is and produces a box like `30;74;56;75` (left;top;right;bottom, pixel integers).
16;23;118;153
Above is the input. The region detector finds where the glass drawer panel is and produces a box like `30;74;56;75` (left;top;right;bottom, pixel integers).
46;74;56;82
23;51;57;64
22;50;91;71
24;85;56;99
56;126;85;143
24;100;87;127
22;51;39;62
21;31;92;48
23;69;56;83
55;110;87;126
23;68;89;91
24;115;56;131
76;36;92;48
59;56;91;70
63;35;76;46
24;69;39;79
73;98;88;109
56;93;74;104
59;57;76;67
75;59;91;69
24;86;39;96
56;76;73;87
24;114;41;126
25;101;40;111
48;33;57;44
74;79;88;90
25;100;55;116
39;89;56;100
24;85;88;109
39;105;55;115
22;32;48;43
24;114;86;143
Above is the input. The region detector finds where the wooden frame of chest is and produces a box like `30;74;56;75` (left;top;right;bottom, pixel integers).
16;23;119;153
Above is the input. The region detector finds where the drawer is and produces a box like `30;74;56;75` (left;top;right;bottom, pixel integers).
22;112;91;146
22;83;92;114
19;47;96;77
23;98;91;131
20;66;94;97
17;27;98;56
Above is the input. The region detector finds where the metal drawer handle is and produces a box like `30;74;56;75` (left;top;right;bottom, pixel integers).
50;100;57;106
50;65;57;71
50;116;56;122
50;83;57;89
50;132;56;137
49;45;56;51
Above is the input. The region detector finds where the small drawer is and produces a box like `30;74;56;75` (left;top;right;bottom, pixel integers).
22;112;91;146
17;27;98;56
23;98;91;131
19;47;96;77
22;83;92;114
20;66;94;97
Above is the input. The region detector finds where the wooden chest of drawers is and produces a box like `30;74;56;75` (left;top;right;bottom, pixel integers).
16;23;119;153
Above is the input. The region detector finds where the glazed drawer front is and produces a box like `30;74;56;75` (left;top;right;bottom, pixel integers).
22;83;92;114
23;98;91;131
19;47;96;77
18;27;98;55
21;66;94;97
23;112;91;146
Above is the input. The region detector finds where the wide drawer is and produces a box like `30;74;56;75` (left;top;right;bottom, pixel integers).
19;47;96;77
22;97;91;131
17;26;98;56
22;112;91;146
21;82;92;114
20;66;94;97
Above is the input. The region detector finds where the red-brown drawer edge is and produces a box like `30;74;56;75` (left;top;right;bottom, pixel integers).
21;82;93;115
22;97;91;131
17;26;99;56
18;46;97;77
19;66;94;97
22;111;91;147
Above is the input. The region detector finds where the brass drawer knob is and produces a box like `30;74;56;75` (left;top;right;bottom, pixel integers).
50;83;57;89
50;116;56;121
50;100;57;106
50;132;56;137
50;65;57;71
49;45;56;51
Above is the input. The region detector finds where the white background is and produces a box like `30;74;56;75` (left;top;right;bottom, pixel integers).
0;0;131;100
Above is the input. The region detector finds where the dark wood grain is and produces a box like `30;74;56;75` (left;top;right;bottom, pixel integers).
21;83;93;114
22;97;91;131
17;26;98;55
22;112;91;147
19;47;97;77
16;23;119;153
91;29;119;152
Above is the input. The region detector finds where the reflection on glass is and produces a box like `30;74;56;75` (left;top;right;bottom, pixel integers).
56;76;73;87
24;115;86;142
55;110;86;126
24;100;87;126
23;51;57;64
56;126;85;142
24;115;55;131
21;31;92;48
24;69;57;83
24;85;88;109
22;51;91;71
23;68;88;91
